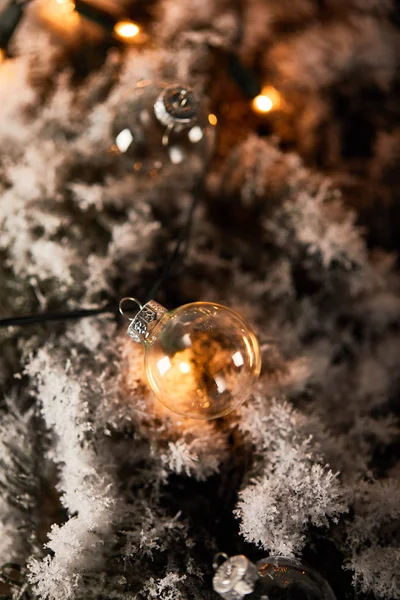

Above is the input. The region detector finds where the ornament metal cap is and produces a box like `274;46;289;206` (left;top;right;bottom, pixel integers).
154;84;199;128
213;555;259;600
120;298;168;345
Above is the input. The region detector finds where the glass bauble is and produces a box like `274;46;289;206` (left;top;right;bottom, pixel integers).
111;81;215;181
126;300;261;420
254;556;337;600
212;554;337;600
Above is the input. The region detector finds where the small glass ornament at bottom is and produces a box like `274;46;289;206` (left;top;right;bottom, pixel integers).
212;554;337;600
123;299;261;420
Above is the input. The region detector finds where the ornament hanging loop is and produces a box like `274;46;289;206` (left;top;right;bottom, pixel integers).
119;297;143;321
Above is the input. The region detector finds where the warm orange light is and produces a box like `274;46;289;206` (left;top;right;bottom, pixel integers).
252;86;281;115
136;79;152;88
114;20;140;40
253;95;273;113
56;0;76;12
208;113;218;126
0;50;5;65
39;0;79;34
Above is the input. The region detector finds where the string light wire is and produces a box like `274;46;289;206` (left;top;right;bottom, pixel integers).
0;0;264;102
0;0;32;52
0;189;200;329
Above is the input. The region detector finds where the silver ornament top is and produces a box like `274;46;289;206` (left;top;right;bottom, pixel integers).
126;300;168;345
154;84;200;128
213;555;259;600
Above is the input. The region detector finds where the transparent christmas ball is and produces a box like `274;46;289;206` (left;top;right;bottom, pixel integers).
253;556;337;600
111;81;215;180
213;554;337;600
126;300;261;420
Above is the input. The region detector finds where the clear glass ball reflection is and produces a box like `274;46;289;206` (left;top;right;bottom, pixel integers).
111;81;215;179
144;302;261;420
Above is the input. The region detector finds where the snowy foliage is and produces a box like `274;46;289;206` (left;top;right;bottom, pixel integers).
344;479;400;598
0;1;399;600
24;343;122;599
347;547;400;599
236;399;347;555
0;397;41;565
139;573;187;600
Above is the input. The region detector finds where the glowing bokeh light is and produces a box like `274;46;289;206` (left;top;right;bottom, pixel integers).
56;0;76;13
114;20;140;40
251;86;281;115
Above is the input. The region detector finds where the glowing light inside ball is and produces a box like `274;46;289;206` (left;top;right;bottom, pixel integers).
252;86;281;114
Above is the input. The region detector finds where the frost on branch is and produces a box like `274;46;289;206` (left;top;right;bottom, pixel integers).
236;398;347;555
0;397;42;566
344;479;400;598
25;337;123;600
347;548;400;599
139;572;187;600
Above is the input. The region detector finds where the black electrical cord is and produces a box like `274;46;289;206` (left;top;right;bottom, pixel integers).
0;303;116;328
0;188;200;329
144;186;200;303
73;0;121;33
0;0;124;51
0;0;31;51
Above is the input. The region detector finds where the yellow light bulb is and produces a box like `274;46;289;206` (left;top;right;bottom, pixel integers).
39;0;79;32
252;86;281;115
114;20;140;40
56;0;76;13
208;113;218;126
125;300;261;420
